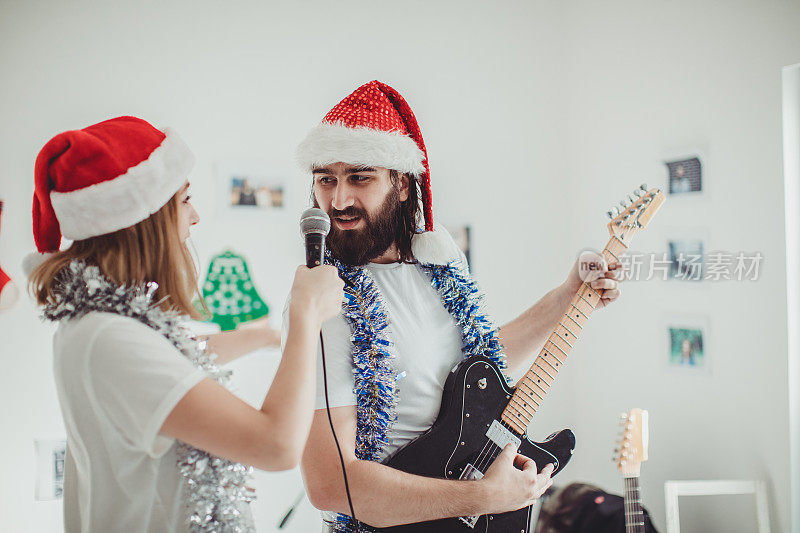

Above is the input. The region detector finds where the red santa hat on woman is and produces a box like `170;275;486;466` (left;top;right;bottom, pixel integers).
296;80;462;265
24;116;195;274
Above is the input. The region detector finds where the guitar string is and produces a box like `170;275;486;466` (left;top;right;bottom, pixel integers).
625;477;631;533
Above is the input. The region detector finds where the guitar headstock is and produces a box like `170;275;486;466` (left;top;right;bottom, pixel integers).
613;408;649;477
606;185;665;244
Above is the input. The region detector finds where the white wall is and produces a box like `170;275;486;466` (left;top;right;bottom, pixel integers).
0;1;797;532
554;2;800;532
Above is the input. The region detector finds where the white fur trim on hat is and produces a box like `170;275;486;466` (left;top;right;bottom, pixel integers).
297;122;426;175
411;225;465;266
50;128;195;241
22;251;54;277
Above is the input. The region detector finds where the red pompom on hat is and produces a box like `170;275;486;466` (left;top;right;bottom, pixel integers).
24;116;195;274
297;80;461;265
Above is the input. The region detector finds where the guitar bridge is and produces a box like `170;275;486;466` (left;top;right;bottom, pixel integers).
457;463;484;528
458;515;480;529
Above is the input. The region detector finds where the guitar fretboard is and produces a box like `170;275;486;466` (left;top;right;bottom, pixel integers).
624;476;645;533
500;235;629;435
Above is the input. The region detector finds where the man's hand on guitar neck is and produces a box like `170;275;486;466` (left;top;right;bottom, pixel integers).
564;251;624;309
302;407;554;528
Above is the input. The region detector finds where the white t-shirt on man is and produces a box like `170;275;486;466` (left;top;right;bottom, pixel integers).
284;261;466;461
53;311;207;532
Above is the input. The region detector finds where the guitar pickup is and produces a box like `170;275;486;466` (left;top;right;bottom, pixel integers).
459;463;484;481
486;420;521;449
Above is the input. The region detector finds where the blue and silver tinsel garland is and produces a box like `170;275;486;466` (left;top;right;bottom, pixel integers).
43;260;256;533
328;258;507;533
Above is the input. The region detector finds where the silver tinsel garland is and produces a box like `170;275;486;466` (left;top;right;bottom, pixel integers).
43;260;256;532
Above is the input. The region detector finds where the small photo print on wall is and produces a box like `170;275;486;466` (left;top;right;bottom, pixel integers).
668;238;704;281
229;176;284;208
665;156;702;195
664;316;709;372
446;224;472;269
35;439;66;500
215;160;289;218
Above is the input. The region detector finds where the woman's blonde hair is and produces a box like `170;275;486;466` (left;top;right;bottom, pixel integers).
29;193;204;319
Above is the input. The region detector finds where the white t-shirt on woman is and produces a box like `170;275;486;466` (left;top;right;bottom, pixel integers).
53;311;207;532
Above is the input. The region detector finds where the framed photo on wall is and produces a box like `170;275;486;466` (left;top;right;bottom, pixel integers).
214;160;289;219
446;224;472;269
665;156;702;195
664;227;710;283
34;439;66;501
663;314;710;374
656;146;710;200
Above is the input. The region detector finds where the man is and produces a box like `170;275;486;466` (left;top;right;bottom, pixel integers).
290;80;621;531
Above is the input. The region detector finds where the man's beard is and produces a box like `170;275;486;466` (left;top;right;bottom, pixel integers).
323;188;403;266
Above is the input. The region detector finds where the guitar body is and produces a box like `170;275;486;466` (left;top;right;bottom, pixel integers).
373;356;576;533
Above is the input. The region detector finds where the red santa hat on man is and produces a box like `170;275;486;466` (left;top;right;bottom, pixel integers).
296;80;462;265
24;116;195;274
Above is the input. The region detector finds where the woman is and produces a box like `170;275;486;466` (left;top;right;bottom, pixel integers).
535;483;658;533
27;116;343;532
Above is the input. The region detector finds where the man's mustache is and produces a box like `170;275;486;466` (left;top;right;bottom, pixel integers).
329;207;367;219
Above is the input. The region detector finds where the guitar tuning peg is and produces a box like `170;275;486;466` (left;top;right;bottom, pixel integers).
619;413;628;420
606;210;614;219
640;183;648;191
634;189;643;197
619;200;628;210
627;194;635;203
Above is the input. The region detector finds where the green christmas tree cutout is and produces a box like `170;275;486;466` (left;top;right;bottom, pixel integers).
201;250;269;331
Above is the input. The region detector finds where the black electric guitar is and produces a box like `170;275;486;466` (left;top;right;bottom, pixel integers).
614;408;650;533
369;185;665;532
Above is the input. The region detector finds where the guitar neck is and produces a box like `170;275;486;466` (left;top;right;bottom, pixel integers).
624;476;646;533
501;236;628;434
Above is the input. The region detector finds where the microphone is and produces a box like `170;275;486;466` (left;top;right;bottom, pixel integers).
300;207;330;268
298;207;361;531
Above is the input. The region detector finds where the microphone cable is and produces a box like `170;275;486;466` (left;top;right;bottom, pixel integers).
301;207;360;531
320;329;361;532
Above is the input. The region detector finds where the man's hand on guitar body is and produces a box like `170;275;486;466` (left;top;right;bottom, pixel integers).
479;444;555;514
